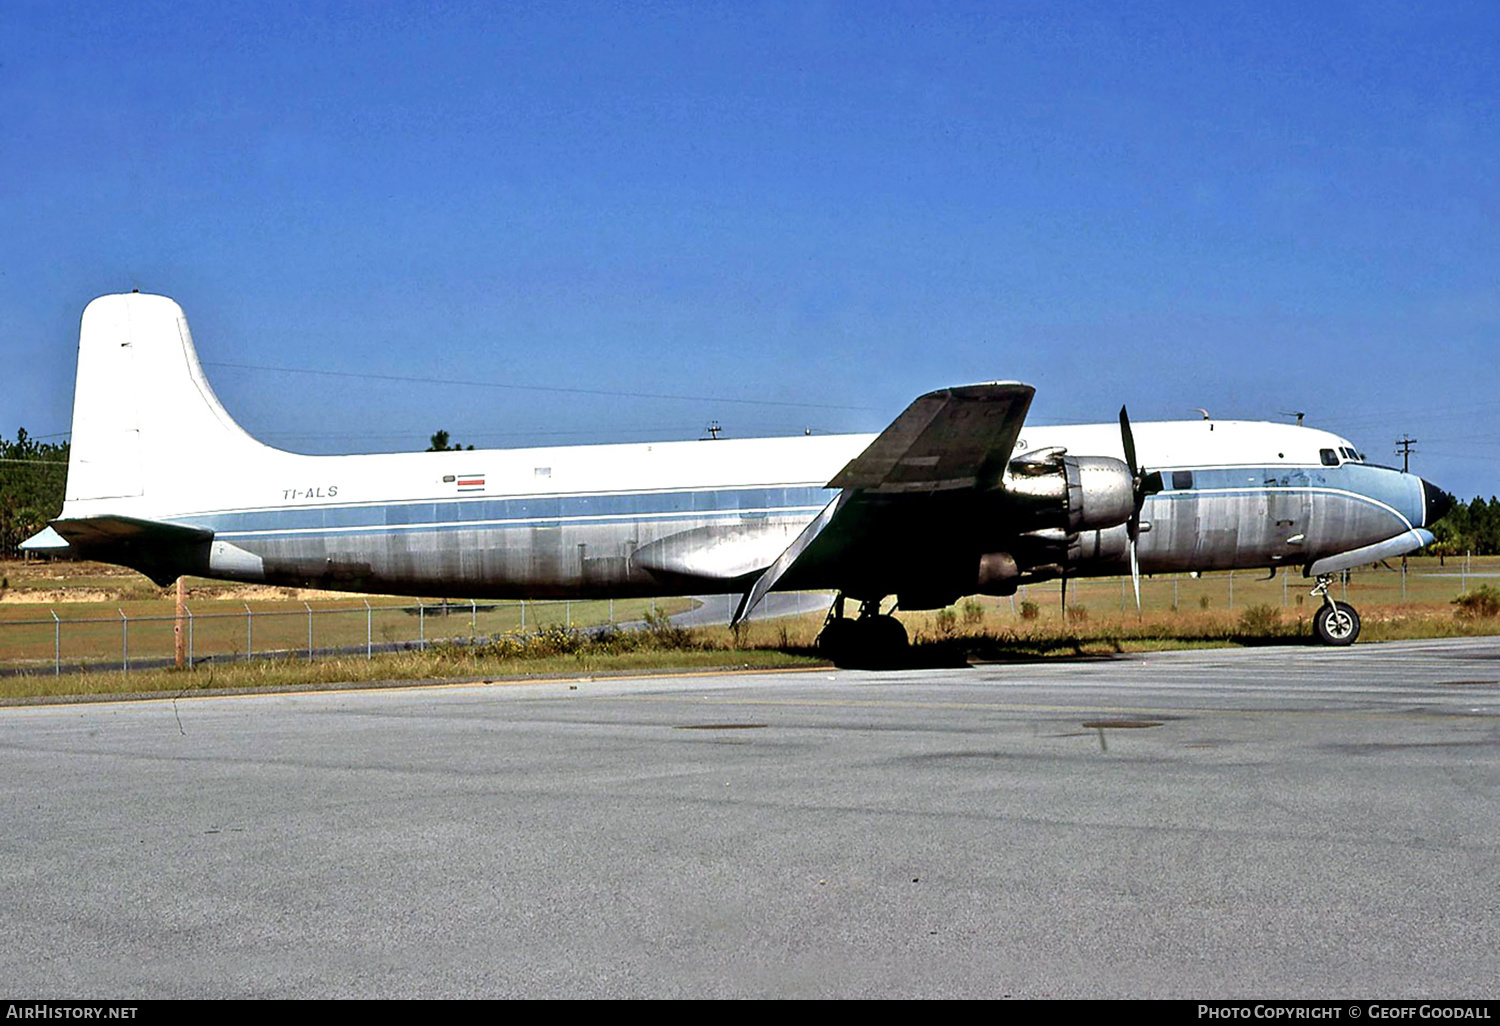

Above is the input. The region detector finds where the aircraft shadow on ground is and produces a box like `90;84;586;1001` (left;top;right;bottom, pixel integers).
799;632;1325;671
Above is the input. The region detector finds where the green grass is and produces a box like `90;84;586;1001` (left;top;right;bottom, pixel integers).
4;555;1500;702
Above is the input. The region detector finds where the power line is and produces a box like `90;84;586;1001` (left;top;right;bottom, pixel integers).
204;361;876;412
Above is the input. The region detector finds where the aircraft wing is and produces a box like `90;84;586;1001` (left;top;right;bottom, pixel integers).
733;382;1034;623
828;382;1034;493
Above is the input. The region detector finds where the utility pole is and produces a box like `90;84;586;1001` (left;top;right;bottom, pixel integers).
1396;434;1418;473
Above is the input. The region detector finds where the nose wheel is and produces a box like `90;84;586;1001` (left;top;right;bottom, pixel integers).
1311;575;1361;646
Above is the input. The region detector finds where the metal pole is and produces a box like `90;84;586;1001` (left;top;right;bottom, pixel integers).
187;607;194;668
52;610;60;676
471;598;477;636
609;597;614;623
364;599;372;659
304;601;313;661
419;601;425;650
119;608;128;673
520;600;526;631
245;602;252;662
1228;570;1234;610
566;600;571;628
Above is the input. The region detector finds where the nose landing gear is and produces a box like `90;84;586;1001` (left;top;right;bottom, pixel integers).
1311;574;1361;645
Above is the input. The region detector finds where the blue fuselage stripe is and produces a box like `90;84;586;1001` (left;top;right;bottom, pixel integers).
177;486;839;539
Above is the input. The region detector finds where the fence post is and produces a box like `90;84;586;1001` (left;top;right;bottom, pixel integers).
187;606;195;668
520;600;526;631
52;609;60;676
566;600;572;628
364;599;372;659
419;601;425;650
245;602;253;662
1228;571;1234;610
174;577;186;669
119;608;128;673
470;598;477;636
304;601;314;661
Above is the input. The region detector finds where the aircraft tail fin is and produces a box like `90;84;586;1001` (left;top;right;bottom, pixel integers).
62;292;269;512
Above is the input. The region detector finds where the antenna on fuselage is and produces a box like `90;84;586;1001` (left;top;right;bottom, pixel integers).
1193;408;1211;420
1279;410;1306;426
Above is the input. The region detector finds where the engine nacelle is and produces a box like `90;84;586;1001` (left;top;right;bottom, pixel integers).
1001;450;1135;533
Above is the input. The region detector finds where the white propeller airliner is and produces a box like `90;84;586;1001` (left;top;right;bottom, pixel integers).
23;293;1448;661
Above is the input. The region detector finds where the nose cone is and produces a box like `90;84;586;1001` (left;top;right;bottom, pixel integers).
1422;479;1454;527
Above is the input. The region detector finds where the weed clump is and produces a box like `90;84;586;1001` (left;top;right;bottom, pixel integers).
1236;604;1283;636
1453;585;1500;620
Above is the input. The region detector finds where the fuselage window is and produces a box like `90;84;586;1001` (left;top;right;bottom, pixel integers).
1320;448;1340;467
1172;470;1194;490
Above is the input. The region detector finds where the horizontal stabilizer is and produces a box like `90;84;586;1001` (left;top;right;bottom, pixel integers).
47;515;214;551
18;525;71;553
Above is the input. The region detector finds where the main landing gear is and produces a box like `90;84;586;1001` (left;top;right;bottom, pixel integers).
1311;574;1361;646
817;595;909;668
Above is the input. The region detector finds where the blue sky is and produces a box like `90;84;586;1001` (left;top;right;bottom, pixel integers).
5;1;1498;496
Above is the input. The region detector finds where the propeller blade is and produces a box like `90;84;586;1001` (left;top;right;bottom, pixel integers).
1120;404;1148;611
1129;535;1141;610
1119;405;1138;476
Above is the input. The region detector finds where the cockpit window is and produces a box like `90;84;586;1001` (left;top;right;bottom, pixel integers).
1320;448;1340;467
1172;470;1193;490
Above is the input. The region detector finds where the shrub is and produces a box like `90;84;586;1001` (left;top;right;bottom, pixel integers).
1453;585;1500;619
1019;601;1039;621
643;607;694;648
1237;604;1283;636
934;608;957;635
1065;604;1088;624
961;598;984;626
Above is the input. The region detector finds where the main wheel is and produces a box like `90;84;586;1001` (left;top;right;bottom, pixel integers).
817;618;859;661
1313;601;1361;646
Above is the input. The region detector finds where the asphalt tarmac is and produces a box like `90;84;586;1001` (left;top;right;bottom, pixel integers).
2;638;1497;998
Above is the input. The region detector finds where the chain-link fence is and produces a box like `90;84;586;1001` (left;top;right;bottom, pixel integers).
0;558;1488;675
0;595;692;676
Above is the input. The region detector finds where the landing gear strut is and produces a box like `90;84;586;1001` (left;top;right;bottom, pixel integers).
1310;574;1361;646
817;595;909;667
